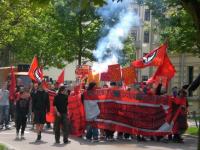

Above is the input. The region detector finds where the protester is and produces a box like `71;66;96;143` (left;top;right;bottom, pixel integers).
53;86;70;144
172;86;178;97
84;82;99;142
32;82;50;142
172;85;188;143
15;87;30;140
0;82;11;130
30;82;39;129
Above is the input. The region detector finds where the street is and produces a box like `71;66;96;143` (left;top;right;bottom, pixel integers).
0;124;198;150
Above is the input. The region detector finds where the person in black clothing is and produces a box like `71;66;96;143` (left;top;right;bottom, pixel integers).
53;86;70;144
32;83;50;142
30;82;38;129
15;87;30;140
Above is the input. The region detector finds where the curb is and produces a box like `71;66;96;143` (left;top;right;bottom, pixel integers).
183;134;198;138
0;142;16;150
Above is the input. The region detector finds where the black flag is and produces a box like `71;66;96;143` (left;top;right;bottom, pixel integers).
188;74;200;91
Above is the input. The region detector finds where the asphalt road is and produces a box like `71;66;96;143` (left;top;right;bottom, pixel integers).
0;124;198;150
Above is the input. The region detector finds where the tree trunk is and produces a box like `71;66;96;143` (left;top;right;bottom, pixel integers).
78;11;83;66
181;0;200;43
0;46;11;67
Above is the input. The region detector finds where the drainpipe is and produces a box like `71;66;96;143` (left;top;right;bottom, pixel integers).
180;53;185;87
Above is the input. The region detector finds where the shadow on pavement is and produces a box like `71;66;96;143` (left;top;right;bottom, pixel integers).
69;135;198;149
51;143;67;147
29;141;48;145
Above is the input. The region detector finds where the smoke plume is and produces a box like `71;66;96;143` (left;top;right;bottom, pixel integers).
92;0;139;73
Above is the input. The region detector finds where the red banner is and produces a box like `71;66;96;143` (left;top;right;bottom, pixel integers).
122;66;136;85
68;94;86;136
75;65;90;79
83;88;187;136
108;64;121;82
100;72;110;81
46;88;187;137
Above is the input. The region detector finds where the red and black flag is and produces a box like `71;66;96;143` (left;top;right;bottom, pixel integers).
132;43;167;68
28;56;43;82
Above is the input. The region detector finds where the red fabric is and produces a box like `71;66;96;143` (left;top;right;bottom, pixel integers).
84;89;186;136
68;94;86;136
46;90;56;123
149;54;176;87
132;43;167;68
108;64;121;82
28;56;43;82
45;88;186;137
122;66;136;85
100;72;110;81
9;66;16;101
75;65;90;79
56;69;64;85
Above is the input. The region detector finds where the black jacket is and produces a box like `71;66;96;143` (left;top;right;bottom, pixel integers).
16;98;30;116
53;93;68;114
32;90;50;113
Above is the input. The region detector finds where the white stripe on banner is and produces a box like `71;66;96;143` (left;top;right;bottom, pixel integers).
94;118;173;132
85;99;169;110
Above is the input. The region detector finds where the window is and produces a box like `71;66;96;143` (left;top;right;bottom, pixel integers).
132;30;137;41
144;9;150;21
134;8;138;15
142;76;148;81
143;31;149;43
188;66;193;96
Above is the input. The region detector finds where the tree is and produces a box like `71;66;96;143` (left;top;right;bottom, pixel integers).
0;0;102;67
0;0;33;66
52;0;102;66
141;0;200;55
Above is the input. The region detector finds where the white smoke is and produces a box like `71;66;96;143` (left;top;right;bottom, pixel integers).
92;0;140;73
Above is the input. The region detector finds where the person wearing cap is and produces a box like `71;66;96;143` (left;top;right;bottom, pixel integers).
32;82;50;142
53;86;70;144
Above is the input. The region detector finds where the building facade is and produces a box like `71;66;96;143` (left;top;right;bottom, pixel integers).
130;4;160;81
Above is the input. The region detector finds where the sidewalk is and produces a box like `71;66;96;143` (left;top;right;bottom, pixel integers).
0;123;198;150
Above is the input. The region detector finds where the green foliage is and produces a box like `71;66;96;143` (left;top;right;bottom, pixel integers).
0;0;102;67
52;0;102;65
143;0;200;55
121;36;136;66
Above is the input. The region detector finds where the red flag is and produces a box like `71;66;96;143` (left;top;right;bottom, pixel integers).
132;43;167;68
122;66;137;85
28;56;43;82
148;54;176;87
9;66;16;101
108;64;121;82
56;69;65;85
